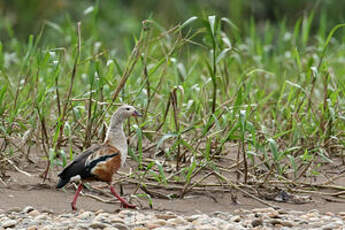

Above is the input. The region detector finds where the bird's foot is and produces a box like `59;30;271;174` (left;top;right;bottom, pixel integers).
71;202;78;211
121;202;136;209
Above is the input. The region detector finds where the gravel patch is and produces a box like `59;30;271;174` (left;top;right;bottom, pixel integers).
0;207;344;229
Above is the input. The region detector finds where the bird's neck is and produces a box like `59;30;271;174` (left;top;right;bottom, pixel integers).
104;114;128;166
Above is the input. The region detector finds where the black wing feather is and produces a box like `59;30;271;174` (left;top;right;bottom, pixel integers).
56;144;102;188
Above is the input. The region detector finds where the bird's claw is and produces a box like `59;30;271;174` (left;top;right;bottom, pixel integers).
71;202;78;211
121;202;136;209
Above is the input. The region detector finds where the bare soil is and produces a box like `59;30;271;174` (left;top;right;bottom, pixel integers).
1;141;345;215
1;166;345;215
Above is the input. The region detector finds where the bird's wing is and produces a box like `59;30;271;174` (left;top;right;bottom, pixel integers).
84;144;121;182
57;143;121;186
85;143;120;167
57;144;102;178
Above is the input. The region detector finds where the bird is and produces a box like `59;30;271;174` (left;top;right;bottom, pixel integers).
56;104;142;210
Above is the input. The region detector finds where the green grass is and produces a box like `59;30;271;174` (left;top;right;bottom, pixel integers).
1;9;345;202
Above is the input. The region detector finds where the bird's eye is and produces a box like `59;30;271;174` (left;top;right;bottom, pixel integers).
126;108;130;111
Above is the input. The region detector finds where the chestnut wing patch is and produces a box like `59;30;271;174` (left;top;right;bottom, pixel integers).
86;152;119;171
86;145;122;182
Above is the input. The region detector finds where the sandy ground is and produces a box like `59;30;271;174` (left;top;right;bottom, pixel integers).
1;170;345;215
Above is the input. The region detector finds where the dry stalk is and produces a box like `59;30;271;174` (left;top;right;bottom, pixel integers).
213;171;279;209
242;138;248;184
294;160;313;182
155;96;171;132
179;164;207;198
7;159;32;177
93;31;144;137
140;185;170;199
180;171;214;198
170;88;181;170
143;63;151;119
291;188;345;197
37;108;50;182
0;177;7;187
56;22;81;151
83;193;117;204
83;68;95;148
55;56;62;117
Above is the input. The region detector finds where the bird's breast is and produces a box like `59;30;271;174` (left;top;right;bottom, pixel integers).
105;132;128;167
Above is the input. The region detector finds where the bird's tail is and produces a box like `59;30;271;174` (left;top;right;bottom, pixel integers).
56;177;70;189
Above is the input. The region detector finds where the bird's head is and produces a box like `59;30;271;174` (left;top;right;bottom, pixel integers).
116;105;142;119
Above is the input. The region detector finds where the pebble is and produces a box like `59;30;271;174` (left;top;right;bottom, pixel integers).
0;207;344;230
7;207;21;213
95;209;105;215
109;216;126;224
104;227;120;230
186;214;204;222
322;222;341;230
76;223;90;230
23;206;35;213
2;220;17;228
112;223;129;230
230;215;241;222
40;226;53;230
281;221;294;227
145;222;162;229
28;209;40;217
78;211;94;219
89;221;110;229
167;216;187;225
156;214;176;220
270;219;281;225
94;212;111;223
251;218;262;227
34;214;50;221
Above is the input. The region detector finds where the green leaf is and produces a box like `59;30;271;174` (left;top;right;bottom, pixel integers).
45;21;63;33
221;17;239;31
287;154;297;178
155;160;167;184
128;147;139;162
267;138;279;161
180;16;198;29
216;48;231;64
205;138;211;161
60;149;67;167
208;16;216;38
157;133;178;150
185;158;197;184
149;57;165;75
136;192;153;208
145;161;155;171
48;148;55;163
317;149;333;163
321;23;345;58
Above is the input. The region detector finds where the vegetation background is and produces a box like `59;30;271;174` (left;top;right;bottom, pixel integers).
2;0;345;48
1;0;345;205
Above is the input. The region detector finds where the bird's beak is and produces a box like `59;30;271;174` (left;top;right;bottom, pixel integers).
132;110;142;117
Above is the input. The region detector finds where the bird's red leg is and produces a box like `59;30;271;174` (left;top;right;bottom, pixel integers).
71;184;83;211
110;185;136;209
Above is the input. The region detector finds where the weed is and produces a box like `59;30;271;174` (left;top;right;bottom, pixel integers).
0;9;345;205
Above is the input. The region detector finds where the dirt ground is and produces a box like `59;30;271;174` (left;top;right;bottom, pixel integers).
1;168;345;215
1;141;345;215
